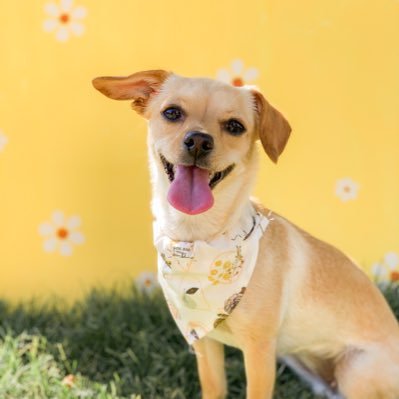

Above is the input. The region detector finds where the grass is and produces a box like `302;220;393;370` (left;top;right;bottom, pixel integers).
0;284;398;399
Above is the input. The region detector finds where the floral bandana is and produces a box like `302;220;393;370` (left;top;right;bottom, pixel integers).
154;209;271;344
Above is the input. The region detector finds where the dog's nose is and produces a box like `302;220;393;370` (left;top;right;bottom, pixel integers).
183;131;214;158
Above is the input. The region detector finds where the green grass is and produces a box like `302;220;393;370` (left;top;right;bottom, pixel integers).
0;284;398;399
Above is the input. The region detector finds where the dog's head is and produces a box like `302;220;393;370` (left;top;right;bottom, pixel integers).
93;70;291;217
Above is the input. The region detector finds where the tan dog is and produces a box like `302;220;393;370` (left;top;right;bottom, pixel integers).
93;70;399;399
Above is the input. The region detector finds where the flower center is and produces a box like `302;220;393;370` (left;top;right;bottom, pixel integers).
232;77;244;87
59;13;70;24
391;271;399;282
57;228;69;239
144;278;152;287
343;185;351;193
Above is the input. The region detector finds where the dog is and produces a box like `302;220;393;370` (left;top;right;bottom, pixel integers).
93;70;399;399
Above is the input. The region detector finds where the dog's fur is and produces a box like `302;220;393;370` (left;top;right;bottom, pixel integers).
93;70;399;399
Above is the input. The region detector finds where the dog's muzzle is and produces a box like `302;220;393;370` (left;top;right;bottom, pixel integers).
159;131;235;215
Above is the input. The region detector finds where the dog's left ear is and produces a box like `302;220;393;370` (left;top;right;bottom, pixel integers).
252;90;291;163
92;70;170;116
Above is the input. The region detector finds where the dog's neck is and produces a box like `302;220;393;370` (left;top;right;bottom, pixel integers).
149;147;260;242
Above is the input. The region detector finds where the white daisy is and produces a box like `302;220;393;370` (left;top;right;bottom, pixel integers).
0;130;8;152
216;59;259;87
384;252;399;269
43;0;87;42
371;252;399;284
38;211;85;256
371;262;389;282
335;178;359;202
135;271;159;294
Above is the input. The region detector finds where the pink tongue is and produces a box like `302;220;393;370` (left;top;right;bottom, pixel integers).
167;165;214;215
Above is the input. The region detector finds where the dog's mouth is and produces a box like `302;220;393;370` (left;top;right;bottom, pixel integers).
160;154;235;215
160;154;234;188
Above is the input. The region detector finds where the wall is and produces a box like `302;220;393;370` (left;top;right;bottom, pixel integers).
0;0;398;301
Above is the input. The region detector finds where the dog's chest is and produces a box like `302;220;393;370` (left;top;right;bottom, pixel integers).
154;212;270;344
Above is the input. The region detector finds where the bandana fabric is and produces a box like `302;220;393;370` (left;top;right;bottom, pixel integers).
154;210;271;344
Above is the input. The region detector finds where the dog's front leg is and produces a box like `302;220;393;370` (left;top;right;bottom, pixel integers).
192;337;227;399
243;340;276;399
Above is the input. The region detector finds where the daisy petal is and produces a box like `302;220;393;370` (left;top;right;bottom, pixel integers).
371;263;388;280
60;242;73;256
0;133;8;151
335;178;359;202
70;22;85;36
69;231;85;245
44;237;57;252
52;210;65;226
231;59;244;75
56;27;70;42
338;193;351;202
71;6;87;19
60;0;73;12
44;3;60;17
244;67;259;81
43;19;58;32
66;216;81;230
38;222;54;236
135;271;159;293
385;252;399;269
216;69;231;83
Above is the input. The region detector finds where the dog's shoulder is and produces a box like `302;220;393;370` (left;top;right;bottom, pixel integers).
252;199;367;286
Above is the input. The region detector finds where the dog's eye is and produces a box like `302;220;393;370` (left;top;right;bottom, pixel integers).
162;107;183;122
224;119;246;136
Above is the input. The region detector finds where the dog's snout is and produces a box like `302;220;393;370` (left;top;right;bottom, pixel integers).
183;131;214;158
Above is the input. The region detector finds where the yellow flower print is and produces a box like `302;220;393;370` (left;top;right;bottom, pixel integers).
208;246;244;285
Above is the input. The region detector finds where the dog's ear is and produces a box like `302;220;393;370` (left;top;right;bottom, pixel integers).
252;90;291;163
92;70;170;116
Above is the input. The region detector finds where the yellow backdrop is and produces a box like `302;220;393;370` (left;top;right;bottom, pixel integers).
1;0;398;301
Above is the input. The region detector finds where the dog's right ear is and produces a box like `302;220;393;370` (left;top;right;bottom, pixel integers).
92;70;170;116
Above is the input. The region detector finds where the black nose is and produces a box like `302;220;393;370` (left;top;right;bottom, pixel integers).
183;131;214;158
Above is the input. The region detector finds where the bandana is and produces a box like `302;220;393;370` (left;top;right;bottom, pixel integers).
154;209;271;344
